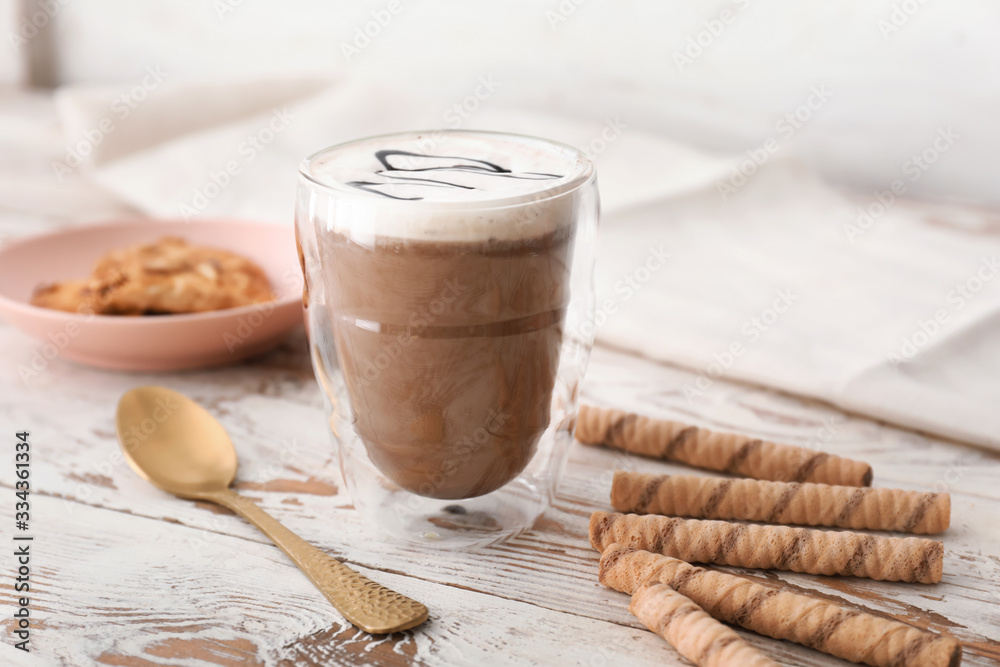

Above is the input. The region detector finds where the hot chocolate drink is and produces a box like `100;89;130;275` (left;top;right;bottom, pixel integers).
303;132;589;499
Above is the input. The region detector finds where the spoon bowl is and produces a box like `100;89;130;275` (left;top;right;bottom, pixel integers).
117;386;237;497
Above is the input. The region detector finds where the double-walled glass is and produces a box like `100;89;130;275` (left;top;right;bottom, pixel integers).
295;130;598;549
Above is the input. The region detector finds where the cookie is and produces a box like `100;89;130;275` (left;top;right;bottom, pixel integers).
611;471;950;534
590;511;943;583
30;280;99;314
600;544;961;667
576;405;872;487
630;582;779;666
31;237;274;315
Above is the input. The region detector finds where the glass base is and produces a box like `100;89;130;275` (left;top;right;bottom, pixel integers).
347;466;551;550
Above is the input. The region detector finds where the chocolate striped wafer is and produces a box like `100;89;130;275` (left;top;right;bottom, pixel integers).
629;582;779;667
611;472;950;534
589;511;943;583
600;544;961;667
576;405;872;486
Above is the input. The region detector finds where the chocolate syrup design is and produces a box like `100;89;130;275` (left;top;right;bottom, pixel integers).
346;150;563;200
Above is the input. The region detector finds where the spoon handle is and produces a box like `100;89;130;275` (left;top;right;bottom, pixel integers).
207;488;428;634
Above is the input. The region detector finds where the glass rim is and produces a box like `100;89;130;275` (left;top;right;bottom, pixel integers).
298;129;596;210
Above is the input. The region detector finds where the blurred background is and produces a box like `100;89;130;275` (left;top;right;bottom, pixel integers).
2;0;998;203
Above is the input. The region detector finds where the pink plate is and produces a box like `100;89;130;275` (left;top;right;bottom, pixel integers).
0;219;304;371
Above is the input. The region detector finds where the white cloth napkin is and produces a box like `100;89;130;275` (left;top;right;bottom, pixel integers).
56;76;1000;451
594;159;1000;451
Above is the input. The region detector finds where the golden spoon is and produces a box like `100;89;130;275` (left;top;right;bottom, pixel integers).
115;385;428;634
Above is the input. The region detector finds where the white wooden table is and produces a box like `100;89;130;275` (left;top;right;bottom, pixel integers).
1;88;999;666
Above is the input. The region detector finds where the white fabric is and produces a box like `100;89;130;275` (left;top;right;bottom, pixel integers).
55;76;1000;451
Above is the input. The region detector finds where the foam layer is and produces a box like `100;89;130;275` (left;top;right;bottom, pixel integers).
301;131;593;243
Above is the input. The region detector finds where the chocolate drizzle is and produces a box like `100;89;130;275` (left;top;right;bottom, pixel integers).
345;149;563;200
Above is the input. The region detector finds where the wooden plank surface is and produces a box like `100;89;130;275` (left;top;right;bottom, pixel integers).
1;90;999;666
1;330;999;666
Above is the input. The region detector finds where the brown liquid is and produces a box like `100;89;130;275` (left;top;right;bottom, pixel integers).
322;228;573;499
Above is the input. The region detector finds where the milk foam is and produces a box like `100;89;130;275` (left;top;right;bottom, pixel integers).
301;131;593;242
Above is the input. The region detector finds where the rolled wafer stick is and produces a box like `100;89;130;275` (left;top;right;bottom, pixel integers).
629;582;780;667
589;511;943;583
611;472;950;534
576;405;872;486
600;544;962;667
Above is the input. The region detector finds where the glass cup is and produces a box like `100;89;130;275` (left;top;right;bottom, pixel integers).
295;130;598;549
